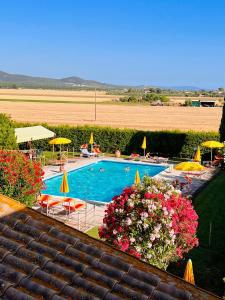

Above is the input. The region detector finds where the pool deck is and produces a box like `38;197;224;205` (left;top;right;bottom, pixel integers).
33;156;217;233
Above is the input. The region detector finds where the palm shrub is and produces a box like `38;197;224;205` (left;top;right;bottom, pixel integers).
0;150;44;206
99;177;199;270
0;113;18;149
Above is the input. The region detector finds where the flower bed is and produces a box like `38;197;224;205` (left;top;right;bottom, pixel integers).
99;177;199;269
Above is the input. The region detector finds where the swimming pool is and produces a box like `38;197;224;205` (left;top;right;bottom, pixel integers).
43;160;166;203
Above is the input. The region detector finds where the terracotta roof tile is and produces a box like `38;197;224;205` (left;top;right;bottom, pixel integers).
0;195;221;300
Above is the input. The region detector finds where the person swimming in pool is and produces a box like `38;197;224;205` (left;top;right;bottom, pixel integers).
124;166;130;172
99;168;105;172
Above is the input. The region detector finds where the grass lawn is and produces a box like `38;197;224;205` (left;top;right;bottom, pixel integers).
86;226;100;239
168;171;225;297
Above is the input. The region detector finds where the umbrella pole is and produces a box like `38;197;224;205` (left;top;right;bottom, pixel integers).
144;149;146;157
211;148;212;164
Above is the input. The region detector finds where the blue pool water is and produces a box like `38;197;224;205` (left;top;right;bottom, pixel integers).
43;160;166;203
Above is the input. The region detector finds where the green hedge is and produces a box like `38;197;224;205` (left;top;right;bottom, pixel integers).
15;122;219;158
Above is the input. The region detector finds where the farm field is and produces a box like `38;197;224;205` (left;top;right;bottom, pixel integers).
0;100;222;131
0;88;120;102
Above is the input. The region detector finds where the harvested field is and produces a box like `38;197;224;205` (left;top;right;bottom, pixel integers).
0;101;221;131
0;88;120;102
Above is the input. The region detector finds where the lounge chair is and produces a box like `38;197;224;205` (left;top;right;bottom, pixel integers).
93;146;104;156
129;153;140;160
182;170;207;179
80;148;97;158
38;194;60;215
63;198;86;227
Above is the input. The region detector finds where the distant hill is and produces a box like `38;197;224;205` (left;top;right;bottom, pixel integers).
0;70;124;89
169;85;202;91
0;70;203;91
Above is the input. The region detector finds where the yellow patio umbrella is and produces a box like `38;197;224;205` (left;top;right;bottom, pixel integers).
89;132;94;151
60;171;69;195
174;161;205;171
49;137;71;156
141;136;147;157
201;140;224;163
134;170;141;185
193;146;201;162
184;259;195;285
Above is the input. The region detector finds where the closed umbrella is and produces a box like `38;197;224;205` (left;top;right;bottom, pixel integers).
134;170;141;185
193;146;201;162
184;259;195;285
60;171;69;195
201;140;224;163
89;132;94;152
141;136;147;157
174;161;205;171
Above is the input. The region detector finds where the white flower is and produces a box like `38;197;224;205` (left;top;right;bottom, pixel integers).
130;237;135;243
147;242;152;248
147;253;152;259
135;246;142;252
139;237;143;241
113;229;117;235
170;229;175;235
125;218;132;226
143;223;149;230
140;212;148;220
150;234;156;241
119;209;123;213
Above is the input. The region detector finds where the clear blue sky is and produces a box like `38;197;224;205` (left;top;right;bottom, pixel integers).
0;0;225;88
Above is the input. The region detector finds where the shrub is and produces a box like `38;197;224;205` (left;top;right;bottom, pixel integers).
15;122;219;158
0;150;44;206
184;99;192;106
0;114;18;149
99;177;199;270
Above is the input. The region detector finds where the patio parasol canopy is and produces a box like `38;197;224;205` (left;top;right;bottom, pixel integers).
201;140;224;148
201;140;224;162
60;171;69;194
49;138;71;145
174;161;205;171
89;132;94;144
134;170;141;185
193;146;201;162
184;259;195;285
15;126;55;143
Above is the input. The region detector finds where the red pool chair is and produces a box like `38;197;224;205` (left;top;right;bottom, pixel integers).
38;194;60;215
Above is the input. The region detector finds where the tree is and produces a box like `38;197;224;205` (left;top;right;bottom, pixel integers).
219;97;225;142
0;114;18;149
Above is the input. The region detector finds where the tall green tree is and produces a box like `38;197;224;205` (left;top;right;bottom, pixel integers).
0;114;18;149
219;98;225;142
